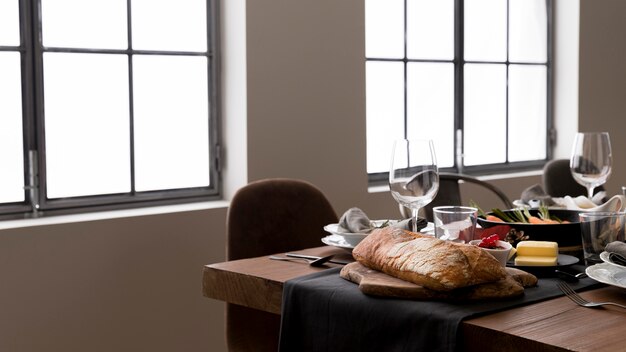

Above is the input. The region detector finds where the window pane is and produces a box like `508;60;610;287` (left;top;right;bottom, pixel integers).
0;53;25;202
42;0;127;49
407;62;454;167
366;61;405;174
464;0;507;62
133;55;210;191
132;0;207;52
509;65;547;161
509;0;547;63
407;0;454;60
464;64;506;165
365;0;404;59
0;0;20;45
44;53;131;198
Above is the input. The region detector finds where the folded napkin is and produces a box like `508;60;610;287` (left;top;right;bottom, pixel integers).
518;184;624;212
605;241;626;266
559;194;623;212
336;207;427;233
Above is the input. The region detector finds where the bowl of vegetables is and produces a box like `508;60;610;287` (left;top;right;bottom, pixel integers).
476;207;582;258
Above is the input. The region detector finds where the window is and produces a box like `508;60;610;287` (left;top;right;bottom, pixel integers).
0;0;220;218
366;0;551;181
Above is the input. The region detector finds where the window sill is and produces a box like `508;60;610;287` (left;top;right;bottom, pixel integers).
368;169;543;194
0;200;230;230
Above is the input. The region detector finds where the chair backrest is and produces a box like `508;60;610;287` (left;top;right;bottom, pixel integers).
542;159;605;198
227;178;338;260
403;172;513;222
225;178;338;351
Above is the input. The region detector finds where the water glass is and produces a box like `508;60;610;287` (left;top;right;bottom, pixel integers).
579;211;626;264
433;206;478;243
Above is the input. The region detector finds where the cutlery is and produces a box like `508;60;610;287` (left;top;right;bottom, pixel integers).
554;269;588;282
269;254;335;267
558;281;626;310
285;253;352;265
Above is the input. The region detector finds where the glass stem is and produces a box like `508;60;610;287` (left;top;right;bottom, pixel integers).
587;186;595;199
411;208;420;232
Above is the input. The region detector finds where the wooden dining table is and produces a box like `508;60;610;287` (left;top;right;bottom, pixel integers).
202;246;626;351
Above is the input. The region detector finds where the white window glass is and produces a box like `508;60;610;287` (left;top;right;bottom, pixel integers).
509;0;547;63
509;65;547;161
133;55;210;191
407;62;454;167
0;53;25;202
464;64;506;165
407;0;454;60
44;53;131;198
42;0;127;49
132;0;207;52
464;0;507;62
0;0;20;45
365;0;404;59
366;61;405;174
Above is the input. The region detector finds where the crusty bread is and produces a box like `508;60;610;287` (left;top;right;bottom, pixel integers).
505;267;538;287
352;227;507;291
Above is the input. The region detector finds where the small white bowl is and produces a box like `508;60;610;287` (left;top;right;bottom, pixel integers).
469;240;512;267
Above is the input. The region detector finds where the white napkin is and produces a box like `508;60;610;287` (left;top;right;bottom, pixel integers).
336;207;425;233
556;194;625;212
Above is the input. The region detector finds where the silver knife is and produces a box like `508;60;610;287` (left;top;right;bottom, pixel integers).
285;253;352;265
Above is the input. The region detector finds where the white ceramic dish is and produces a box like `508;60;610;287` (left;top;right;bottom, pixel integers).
323;220;398;247
321;235;355;251
586;263;626;289
600;251;626;268
468;240;512;267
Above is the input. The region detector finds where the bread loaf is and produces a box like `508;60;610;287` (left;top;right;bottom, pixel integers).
352;227;507;291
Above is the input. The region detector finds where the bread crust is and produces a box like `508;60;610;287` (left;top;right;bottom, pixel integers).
352;227;507;291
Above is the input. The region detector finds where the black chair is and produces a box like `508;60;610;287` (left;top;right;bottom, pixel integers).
401;172;513;222
226;178;338;351
542;159;605;198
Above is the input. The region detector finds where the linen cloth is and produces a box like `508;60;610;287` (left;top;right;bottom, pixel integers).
279;266;600;352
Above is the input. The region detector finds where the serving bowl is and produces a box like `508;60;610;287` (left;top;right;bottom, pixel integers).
477;209;583;258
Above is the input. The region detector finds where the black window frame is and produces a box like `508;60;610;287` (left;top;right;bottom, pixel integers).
367;0;553;184
0;0;221;219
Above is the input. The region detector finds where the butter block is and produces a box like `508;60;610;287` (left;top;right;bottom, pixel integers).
515;255;558;266
516;241;558;257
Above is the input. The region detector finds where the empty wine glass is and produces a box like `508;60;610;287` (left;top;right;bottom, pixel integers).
569;132;612;199
389;139;439;232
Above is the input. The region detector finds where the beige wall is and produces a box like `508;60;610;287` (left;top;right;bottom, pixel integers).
0;1;624;351
579;0;626;196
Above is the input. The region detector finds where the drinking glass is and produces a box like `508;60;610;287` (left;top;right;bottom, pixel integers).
389;139;439;232
570;132;612;199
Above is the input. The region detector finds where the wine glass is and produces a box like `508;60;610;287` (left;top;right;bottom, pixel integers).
569;132;612;199
389;139;439;232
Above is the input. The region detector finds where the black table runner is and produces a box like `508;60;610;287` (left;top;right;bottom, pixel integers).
279;266;600;352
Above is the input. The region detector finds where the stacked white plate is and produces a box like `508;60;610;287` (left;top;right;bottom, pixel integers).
322;220;398;248
585;251;626;289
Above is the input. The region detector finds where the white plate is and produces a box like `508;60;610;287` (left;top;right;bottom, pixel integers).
586;263;626;289
321;235;355;251
323;220;398;236
600;251;626;268
323;220;399;247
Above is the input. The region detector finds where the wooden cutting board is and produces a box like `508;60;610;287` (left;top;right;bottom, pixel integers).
340;262;537;300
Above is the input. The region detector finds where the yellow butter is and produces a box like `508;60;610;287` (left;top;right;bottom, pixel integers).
514;255;558;266
516;241;558;257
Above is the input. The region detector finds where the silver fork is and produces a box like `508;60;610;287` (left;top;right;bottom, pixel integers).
558;281;626;310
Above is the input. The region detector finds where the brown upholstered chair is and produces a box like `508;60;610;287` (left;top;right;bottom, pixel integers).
542;158;605;198
225;178;338;351
401;172;513;222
